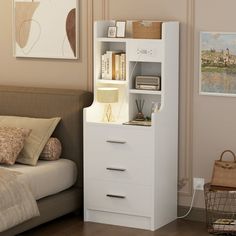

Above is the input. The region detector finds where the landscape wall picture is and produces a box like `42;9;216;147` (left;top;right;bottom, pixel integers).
14;0;78;59
200;32;236;96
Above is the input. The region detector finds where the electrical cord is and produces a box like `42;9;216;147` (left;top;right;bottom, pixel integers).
177;188;197;219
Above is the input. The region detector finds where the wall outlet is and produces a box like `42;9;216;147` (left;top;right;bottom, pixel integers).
193;177;205;190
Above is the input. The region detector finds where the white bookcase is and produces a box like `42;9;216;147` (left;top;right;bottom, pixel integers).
84;20;179;231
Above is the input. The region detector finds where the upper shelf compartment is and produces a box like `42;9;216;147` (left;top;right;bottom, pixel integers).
94;20;163;39
94;20;164;63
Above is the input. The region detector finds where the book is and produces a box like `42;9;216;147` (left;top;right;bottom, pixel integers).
214;219;236;225
107;51;122;80
115;54;120;80
101;51;125;80
120;53;126;80
101;54;106;79
106;51;114;80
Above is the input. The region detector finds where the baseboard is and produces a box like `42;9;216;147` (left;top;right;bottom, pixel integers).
178;205;206;222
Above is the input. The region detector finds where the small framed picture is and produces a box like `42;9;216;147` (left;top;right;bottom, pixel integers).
116;21;126;38
107;26;117;38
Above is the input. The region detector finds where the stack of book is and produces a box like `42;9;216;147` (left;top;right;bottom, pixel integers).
213;219;236;231
101;51;126;80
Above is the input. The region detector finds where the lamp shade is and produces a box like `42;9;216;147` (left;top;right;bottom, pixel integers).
97;87;119;103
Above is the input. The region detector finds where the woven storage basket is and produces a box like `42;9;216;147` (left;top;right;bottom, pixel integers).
204;183;236;235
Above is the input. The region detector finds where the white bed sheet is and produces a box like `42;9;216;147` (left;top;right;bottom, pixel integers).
4;159;77;200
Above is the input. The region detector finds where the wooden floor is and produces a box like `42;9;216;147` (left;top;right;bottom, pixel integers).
19;214;211;236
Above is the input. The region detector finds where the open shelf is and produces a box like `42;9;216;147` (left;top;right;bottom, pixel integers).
97;37;163;43
97;79;127;85
129;89;162;95
97;37;128;43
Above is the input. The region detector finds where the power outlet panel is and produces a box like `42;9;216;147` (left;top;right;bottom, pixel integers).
127;40;163;62
193;178;205;190
137;48;153;56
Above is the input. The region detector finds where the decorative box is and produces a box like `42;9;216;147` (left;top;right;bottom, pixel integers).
132;21;162;39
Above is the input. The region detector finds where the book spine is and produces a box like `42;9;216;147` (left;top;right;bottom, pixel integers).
119;55;123;80
101;54;105;79
106;53;111;79
123;53;126;80
120;53;126;80
107;51;118;80
111;53;116;80
115;54;120;80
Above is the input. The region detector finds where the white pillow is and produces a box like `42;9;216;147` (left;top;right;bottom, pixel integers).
0;116;61;165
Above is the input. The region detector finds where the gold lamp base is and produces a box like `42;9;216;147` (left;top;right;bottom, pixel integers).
102;104;114;122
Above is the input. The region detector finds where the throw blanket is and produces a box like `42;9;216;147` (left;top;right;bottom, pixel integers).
0;168;39;232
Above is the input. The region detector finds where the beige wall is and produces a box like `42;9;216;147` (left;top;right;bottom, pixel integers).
2;0;236;209
192;0;236;208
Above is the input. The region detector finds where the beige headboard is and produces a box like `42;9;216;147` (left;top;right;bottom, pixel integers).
0;86;93;188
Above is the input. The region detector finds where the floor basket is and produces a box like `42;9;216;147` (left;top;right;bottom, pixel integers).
204;183;236;235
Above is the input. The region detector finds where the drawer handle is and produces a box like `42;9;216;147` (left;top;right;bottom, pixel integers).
106;194;126;199
106;140;126;144
106;167;126;172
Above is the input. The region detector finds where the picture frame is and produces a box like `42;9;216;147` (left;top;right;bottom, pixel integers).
13;0;78;59
107;26;117;38
200;31;236;97
116;21;126;38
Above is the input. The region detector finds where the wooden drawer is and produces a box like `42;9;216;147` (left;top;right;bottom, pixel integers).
85;180;152;217
84;124;154;185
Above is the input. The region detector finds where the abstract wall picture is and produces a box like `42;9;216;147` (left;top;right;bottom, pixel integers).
200;32;236;96
14;0;78;59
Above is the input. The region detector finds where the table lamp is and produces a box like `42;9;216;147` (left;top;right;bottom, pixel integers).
97;87;119;122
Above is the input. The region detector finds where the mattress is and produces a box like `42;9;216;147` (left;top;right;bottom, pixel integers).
4;159;77;200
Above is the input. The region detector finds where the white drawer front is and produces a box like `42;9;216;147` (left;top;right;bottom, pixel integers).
85;180;152;217
127;39;163;62
85;124;154;159
84;124;154;185
86;158;153;186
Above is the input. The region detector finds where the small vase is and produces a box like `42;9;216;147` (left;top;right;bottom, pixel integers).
135;112;145;121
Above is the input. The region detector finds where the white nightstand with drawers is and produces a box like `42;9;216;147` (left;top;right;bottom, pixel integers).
83;20;179;231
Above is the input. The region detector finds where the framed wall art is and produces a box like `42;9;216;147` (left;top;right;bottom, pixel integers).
200;32;236;96
13;0;78;59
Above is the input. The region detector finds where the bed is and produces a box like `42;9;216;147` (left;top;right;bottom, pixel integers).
0;85;93;236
